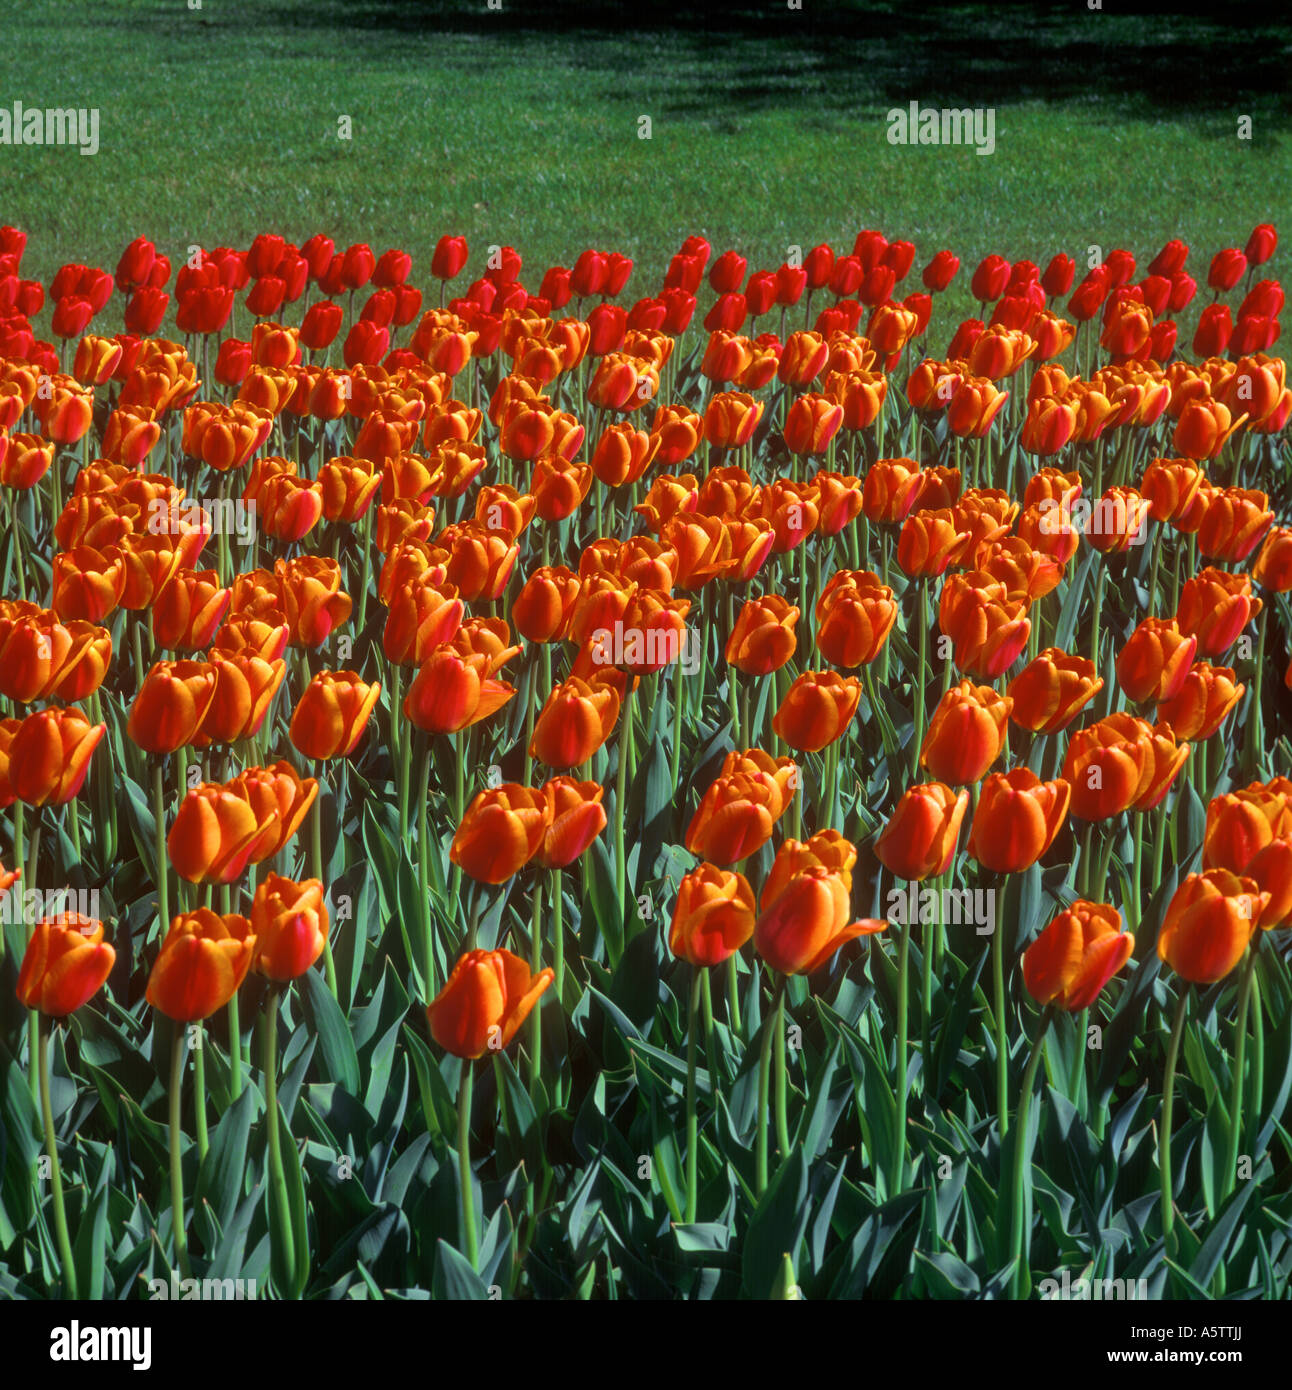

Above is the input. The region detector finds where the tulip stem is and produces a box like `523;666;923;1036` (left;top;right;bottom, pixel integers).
168;1019;193;1279
890;902;912;1196
1008;1004;1053;1298
671;653;686;790
551;868;565;999
992;893;1010;1138
529;876;543;1097
1222;936;1262;1203
38;1014;78;1297
416;735;435;990
220;881;243;1101
612;684;636;963
449;732;466;935
773;977;791;1160
262;987;298;1297
726;951;743;1036
910;578;928;782
311;790;337;999
25;820;42;1102
685;967;703;1223
457;1062;478;1268
192;1024;209;1161
152;759;170;939
1160;988;1190;1257
755;973;787;1198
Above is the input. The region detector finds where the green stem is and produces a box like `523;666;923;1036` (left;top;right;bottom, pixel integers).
529;876;544;1096
911;578;928;781
1221;940;1259;1204
169;1019;193;1278
773;977;790;1160
755;973;787;1197
726;951;743;1036
458;1062;478;1267
551;868;565;998
39;1014;79;1296
416;735;434;991
891;903;912;1195
993;893;1010;1137
153;760;171;936
1160;989;1190;1255
262;987;297;1297
1009;1004;1054;1298
192;1025;209;1161
612;684;636;963
311;788;337;998
685;967;703;1223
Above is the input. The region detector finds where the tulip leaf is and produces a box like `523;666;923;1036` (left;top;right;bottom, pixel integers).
196;1086;256;1232
741;1145;808;1298
301;968;362;1095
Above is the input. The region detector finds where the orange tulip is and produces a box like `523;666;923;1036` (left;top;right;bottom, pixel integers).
146;908;256;1021
50;545;126;623
536;778;606;870
759;829;858;910
1197;487;1273;563
198;648;287;745
1157;870;1266;983
530;675;620;769
861;458;923;524
685;772;784;866
290;670;382;759
2;707;106;807
896;508;970;577
383;577;464;666
874;782;970;881
278;555;352;649
1140;457;1204;524
404;647;516;735
451;784;550;884
726;594;799;676
1115;618;1197;703
668;863;757;967
1203;780;1292;874
16;914;115;1017
127;659;218;754
815;573;896;668
783;393;843;455
427;948;553;1058
250;875;329;983
1022;902;1134;1010
968;768;1071;873
1247;839;1292;929
1007;647;1102;734
1176;568;1261;658
772;670;861;752
152;567;231;652
754;868;885;975
1157;663;1244;740
168;782;278;883
920;680;1011;785
1253;526;1292;591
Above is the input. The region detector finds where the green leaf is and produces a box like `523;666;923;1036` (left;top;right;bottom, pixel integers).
300;969;361;1094
741;1147;808;1298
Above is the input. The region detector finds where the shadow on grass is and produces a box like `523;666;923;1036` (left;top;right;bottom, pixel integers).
231;0;1291;122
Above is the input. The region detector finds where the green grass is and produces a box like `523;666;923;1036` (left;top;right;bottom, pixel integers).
0;0;1288;323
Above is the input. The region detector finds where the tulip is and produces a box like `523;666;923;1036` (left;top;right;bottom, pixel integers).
755;868;885;976
897;508;969;576
536;778;606;870
3;707;106;806
529;675;619;769
669;863;757;968
428;947;553;1059
1197;487;1273;564
772;670;861;753
450;784;550;884
1157;663;1243;741
1176;568;1261;657
250;875;329;983
968;769;1071;873
1022;901;1133;1009
726;594;798;676
1115;617;1197;703
1203;780;1292;874
16;913;114;1017
290;670;381;760
198;648;287;745
685;771;785;865
920;680;1011;785
152;567;231;651
127;660;218;754
146;908;256;1021
1158;870;1265;984
167;782;277;883
875;782;970;882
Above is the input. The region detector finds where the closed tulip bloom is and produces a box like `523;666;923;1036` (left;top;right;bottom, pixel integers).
1115;617;1197;703
512;565;581;643
759;829;858;911
536;778;606;870
920;680;1011;785
981;538;1064;603
1203;780;1292;873
16;914;115;1017
704;391;763;450
1061;714;1153;820
3;707;105;807
428;948;553;1058
1020;396;1076;455
686;772;785;865
278;556;352;648
51;545;126;623
404;647;515;735
669;864;757;967
897;508;970;577
320;455;382;522
146;908;256;1021
726;594;799;676
1176;568;1261;658
198;648;287;745
813;470;865;536
1253;526;1292;591
951;592;1031;680
251;875;329;983
755;868;885;975
1157;663;1243;740
969;768;1071;873
1173;398;1239;461
168;782;277;883
152;567;230;651
662;512;734;590
861;458;923;523
1158;870;1265;984
1022;902;1133;1010
0;608;105;704
530;454;594;521
815;574;896;668
530;675;620;769
290;670;381;759
875;782;970;881
128;659;218;753
1197;487;1273;563
384;578;464;666
1139;457;1204;523
783;393;843;455
772;670;861;752
451;784;550;884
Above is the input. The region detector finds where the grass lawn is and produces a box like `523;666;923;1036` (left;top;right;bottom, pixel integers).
0;0;1288;325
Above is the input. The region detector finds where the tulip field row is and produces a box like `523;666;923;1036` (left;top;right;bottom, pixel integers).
0;221;1290;1301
